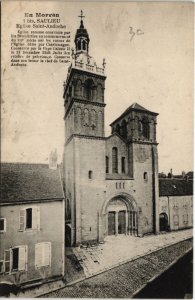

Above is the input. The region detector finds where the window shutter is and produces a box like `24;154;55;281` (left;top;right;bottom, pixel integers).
18;246;27;271
32;206;40;230
19;209;25;231
35;243;51;268
35;243;43;268
43;243;51;266
4;249;11;273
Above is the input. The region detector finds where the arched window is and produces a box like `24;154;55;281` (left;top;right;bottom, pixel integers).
138;120;142;132
112;147;118;173
173;215;179;226
78;40;81;51
143;172;148;181
75;80;82;97
90;109;97;130
83;109;89;126
116;124;120;135
83;40;86;50
106;156;109;173
88;170;93;179
76;107;82;130
121;157;126;173
142;117;150;140
84;79;94;101
97;111;102;134
97;84;103;101
121;120;127;139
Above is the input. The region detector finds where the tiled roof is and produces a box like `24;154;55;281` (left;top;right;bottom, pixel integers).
110;102;158;126
159;179;193;197
0;163;64;204
186;171;193;178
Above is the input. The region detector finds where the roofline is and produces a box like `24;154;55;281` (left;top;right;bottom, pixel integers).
0;198;64;206
159;194;193;197
110;108;159;127
105;132;127;144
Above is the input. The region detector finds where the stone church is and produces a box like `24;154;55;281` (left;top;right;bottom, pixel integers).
63;13;159;246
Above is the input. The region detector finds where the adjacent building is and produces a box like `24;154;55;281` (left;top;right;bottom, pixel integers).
0;163;65;290
159;178;193;231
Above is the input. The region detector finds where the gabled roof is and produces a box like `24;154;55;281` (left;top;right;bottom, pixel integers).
110;102;158;126
159;178;193;197
106;132;127;144
0;163;64;204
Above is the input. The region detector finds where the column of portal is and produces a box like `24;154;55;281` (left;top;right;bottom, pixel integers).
125;211;128;235
115;211;118;235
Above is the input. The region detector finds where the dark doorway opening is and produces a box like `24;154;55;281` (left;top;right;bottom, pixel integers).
65;224;71;247
108;212;115;235
159;213;169;231
118;211;126;234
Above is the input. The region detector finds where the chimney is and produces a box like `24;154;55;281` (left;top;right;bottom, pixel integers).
182;171;186;179
49;149;58;170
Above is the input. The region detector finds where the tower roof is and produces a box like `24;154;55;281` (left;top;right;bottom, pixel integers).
110;102;158;126
74;20;90;43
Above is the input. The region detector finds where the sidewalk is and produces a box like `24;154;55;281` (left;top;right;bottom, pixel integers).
72;229;193;278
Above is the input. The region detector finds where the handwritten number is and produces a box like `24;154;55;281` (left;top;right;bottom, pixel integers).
129;27;144;42
129;27;135;42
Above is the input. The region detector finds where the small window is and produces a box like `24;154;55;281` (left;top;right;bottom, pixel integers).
12;248;19;271
106;156;109;173
19;207;40;231
26;208;32;229
143;172;148;181
183;214;188;224
112;147;118;173
121;157;126;174
4;246;28;273
35;242;51;269
116;182;118;189
88;170;93;179
0;218;6;232
119;183;121;189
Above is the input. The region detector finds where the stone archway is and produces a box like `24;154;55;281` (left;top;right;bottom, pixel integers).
102;194;138;237
107;199;128;235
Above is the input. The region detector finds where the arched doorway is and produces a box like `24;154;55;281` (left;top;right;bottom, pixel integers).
159;213;168;231
106;196;138;236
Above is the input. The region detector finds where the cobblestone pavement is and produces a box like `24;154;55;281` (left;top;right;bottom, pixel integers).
42;238;192;298
72;229;192;277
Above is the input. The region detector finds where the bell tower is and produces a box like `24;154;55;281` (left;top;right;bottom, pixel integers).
64;12;107;246
63;11;107;142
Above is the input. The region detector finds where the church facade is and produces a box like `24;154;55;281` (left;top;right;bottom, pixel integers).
63;14;159;246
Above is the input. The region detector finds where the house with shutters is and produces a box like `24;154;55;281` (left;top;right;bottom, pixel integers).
159;178;193;232
0;162;65;291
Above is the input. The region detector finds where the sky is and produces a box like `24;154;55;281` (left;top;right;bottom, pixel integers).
2;1;194;174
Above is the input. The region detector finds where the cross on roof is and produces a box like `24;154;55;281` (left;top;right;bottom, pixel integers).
78;10;85;21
